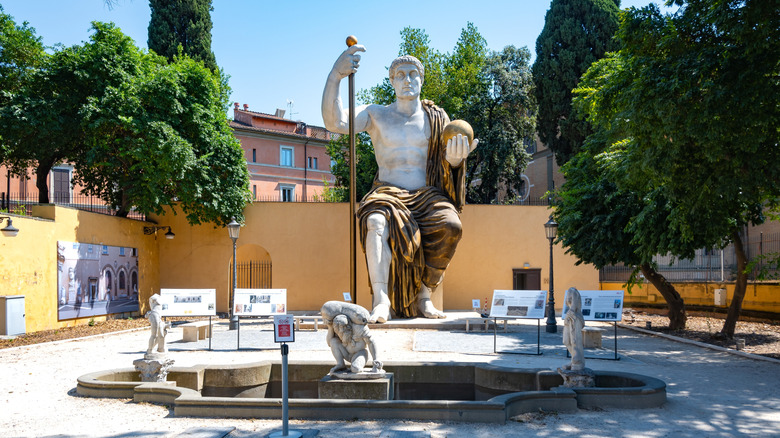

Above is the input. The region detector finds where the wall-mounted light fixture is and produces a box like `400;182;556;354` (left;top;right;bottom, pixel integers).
0;216;19;237
143;225;175;240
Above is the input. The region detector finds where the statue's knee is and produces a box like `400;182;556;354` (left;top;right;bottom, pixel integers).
366;214;387;234
445;217;462;240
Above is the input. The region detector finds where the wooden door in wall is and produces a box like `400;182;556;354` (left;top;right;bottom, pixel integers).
513;268;541;290
52;168;70;203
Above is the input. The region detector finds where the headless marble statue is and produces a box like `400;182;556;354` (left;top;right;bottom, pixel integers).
322;46;478;323
146;294;169;357
562;287;585;371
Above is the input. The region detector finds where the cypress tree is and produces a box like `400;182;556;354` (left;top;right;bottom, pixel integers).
148;0;217;71
532;0;620;164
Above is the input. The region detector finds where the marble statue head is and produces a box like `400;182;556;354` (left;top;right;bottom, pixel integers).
389;55;425;85
149;293;161;309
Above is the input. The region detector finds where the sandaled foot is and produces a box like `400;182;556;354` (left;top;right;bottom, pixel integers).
418;298;446;319
368;303;390;323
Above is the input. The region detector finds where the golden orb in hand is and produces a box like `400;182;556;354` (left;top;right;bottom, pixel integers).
441;119;474;145
346;35;358;47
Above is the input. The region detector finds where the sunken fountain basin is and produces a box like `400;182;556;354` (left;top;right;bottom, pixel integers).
77;361;666;424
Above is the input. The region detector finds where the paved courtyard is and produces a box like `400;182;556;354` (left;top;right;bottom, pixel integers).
1;314;779;437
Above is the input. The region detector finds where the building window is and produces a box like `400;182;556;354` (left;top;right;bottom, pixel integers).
280;146;293;167
118;271;126;293
280;184;295;202
253;185;257;200
252;148;256;163
102;245;108;255
308;157;318;170
119;247;125;256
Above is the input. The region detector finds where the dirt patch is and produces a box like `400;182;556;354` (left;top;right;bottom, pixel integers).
0;316;213;349
622;308;780;360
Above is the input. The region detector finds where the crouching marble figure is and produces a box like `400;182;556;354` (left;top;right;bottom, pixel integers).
558;287;595;388
322;44;478;323
321;301;384;378
133;293;174;382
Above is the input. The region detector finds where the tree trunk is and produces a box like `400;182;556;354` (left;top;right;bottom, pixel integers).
35;160;54;204
640;263;687;330
721;230;748;338
115;189;130;218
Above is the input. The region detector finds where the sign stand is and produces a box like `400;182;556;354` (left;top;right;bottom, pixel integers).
208;315;212;351
567;321;620;361
269;315;301;438
236;317;240;351
493;318;543;355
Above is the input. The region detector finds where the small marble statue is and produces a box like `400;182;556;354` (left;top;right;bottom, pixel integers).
558;287;595;388
321;301;383;376
146;293;170;357
562;287;585;371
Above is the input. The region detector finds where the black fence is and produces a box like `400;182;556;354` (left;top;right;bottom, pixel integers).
1;192;146;221
600;232;780;283
230;260;272;289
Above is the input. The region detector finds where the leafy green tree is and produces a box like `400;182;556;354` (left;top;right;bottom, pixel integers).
572;1;780;337
533;0;621;165
148;0;217;71
442;22;488;119
0;5;45;102
464;45;535;204
325;132;377;202
75;48;251;225
552;117;688;328
1;21;140;203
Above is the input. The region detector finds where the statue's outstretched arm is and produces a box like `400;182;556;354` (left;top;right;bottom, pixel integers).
322;44;371;134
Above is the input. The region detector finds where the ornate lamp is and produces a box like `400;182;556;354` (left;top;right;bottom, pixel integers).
227;217;241;330
544;215;558;333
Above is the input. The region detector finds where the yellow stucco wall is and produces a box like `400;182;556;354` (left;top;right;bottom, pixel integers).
601;281;780;314
152;203;598;314
0;205;159;333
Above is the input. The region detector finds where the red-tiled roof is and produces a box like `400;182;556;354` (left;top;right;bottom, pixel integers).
230;120;333;141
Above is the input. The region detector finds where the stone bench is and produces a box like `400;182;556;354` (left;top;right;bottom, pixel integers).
582;326;603;348
181;321;211;342
465;318;508;333
294;316;322;331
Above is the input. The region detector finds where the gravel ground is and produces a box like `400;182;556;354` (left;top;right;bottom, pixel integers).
1;313;779;438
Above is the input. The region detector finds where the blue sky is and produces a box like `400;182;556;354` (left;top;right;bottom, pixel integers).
2;0;668;125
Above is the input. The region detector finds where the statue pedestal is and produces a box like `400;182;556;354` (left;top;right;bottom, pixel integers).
319;373;394;400
557;367;595;388
133;355;175;383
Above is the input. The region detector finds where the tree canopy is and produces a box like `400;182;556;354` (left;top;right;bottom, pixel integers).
0;22;250;225
533;0;621;165
148;0;217;71
567;0;779;336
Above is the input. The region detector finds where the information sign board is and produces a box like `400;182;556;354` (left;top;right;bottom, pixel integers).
233;288;287;316
158;289;216;317
274;314;295;343
488;290;548;319
562;289;624;321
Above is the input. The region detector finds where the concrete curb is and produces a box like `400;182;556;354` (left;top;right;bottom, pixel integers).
617;323;780;365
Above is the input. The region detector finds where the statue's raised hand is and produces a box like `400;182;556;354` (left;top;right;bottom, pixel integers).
445;134;478;167
332;44;366;78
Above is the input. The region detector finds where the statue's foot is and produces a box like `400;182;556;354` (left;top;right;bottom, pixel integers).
368;303;390;323
418;298;446;319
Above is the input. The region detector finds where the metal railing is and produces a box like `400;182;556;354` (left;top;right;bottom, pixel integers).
1;192;146;221
230;260;272;289
600;232;780;283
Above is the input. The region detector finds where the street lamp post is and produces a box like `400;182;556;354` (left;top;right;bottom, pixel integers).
227;217;241;330
544;215;558;333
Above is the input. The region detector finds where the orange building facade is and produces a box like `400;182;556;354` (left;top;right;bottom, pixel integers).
231;103;337;202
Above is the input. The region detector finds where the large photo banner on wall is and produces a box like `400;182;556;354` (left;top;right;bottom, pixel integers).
57;241;140;321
